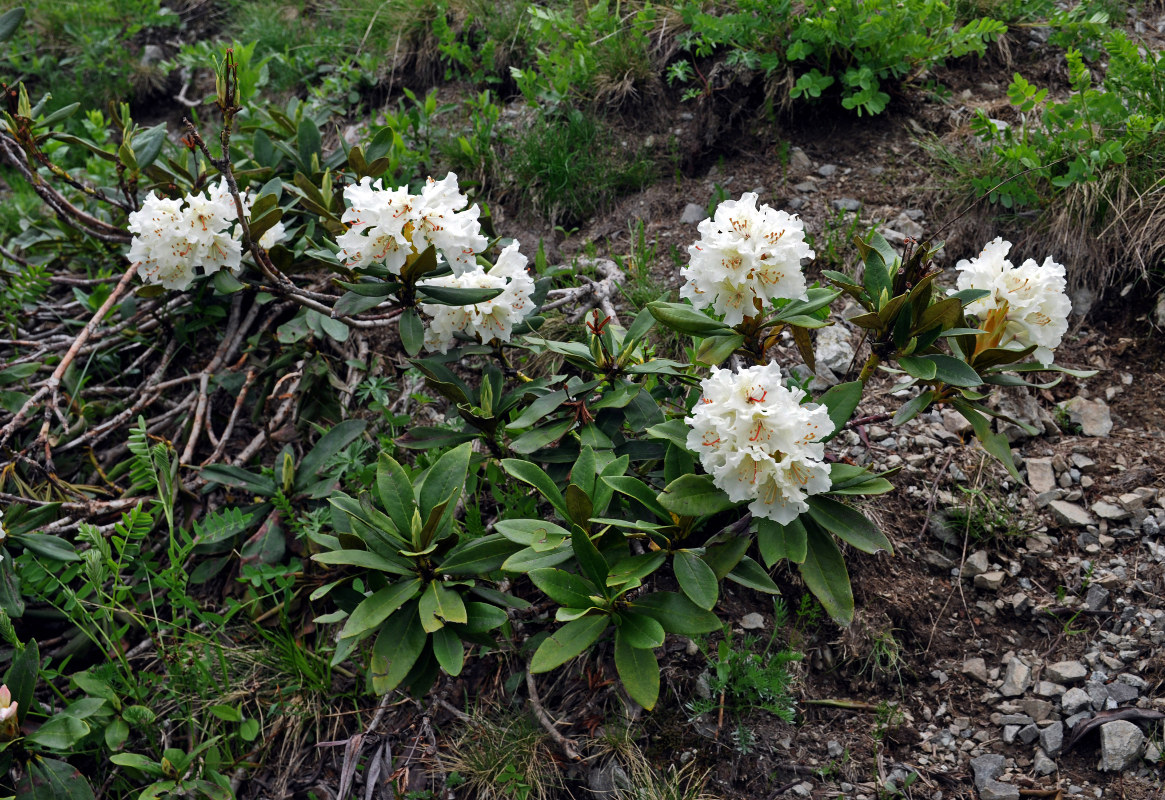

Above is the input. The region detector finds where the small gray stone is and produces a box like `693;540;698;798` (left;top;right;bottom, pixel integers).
1062;687;1091;715
789;147;811;171
740;612;765;630
1033;748;1058;776
975;570;1007;591
787;196;806;211
1018;724;1040;745
790;781;813;798
831;197;861;212
963;657;989;684
818;163;838;177
1064;711;1092;730
1000;658;1032;697
981;782;1020;800
997;714;1035;726
1002;725;1021;744
794;181;818;193
1091;501;1129;521
1049;500;1095;528
1107;682;1139;705
680;203;706;224
1021;698;1054;722
1046;661;1088;684
1026;458;1056;494
969;754;1005;789
1058;396;1113;437
1099;720;1144;771
1084;585;1110;611
1040;721;1064;756
816;325;855;373
1087;682;1111;710
963;550;990;578
827;740;844;758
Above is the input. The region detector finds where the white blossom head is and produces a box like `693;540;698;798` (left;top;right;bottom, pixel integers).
955;237;1071;364
0;684;15;723
337;173;487;277
685;363;834;524
419;242;535;352
681;193;814;326
127;192;198;290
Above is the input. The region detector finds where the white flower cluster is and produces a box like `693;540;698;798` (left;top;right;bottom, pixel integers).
337;173;487;277
954;237;1071;364
127;181;286;290
419;242;535;352
681;193;814;326
686;363;835;524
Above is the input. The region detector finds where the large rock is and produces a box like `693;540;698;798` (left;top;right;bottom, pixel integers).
1099;720;1144;771
815;325;855;373
1058;396;1113;437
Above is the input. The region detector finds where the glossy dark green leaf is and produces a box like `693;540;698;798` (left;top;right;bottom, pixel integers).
399;308;425;357
799;524;854;626
339;579;423;641
755;516;807;567
630;592;721;635
806;496;893;555
674;550;718;610
530;615;609;673
726;555;779;594
615;628;660;709
432;627;464;676
817;380;863;443
657;474;735;517
369;602;426;693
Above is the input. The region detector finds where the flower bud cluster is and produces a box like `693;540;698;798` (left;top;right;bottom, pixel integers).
686;363;834;524
127;181;286;290
681;193;814;326
337;172;487;276
419;242;536;352
954;237;1071;364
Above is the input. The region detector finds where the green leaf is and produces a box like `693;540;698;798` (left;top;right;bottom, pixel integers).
726;556;779;594
602;476;671;521
297;117;322;167
755;516;808;567
674;550;718;610
893;390;933;425
806;496;893;554
17;756;97;800
212;270;245;294
530;568;598;607
298;419;366;489
334;290;385;316
399;308;425;356
630;592;721;635
614;628;660;709
27;714;90;750
338;579;423;640
0;7;26;43
647;301;732;336
616;611;665;649
501;546;573;573
564;484;594;529
418;580;468;632
495;518;572;547
19;533;80;562
6;638;39;725
928;354;982;387
418;441;472;522
313;548;413;575
695;333;745;366
529;615;609;673
509;419;572;454
817;381;862;443
369;603;426;693
432;627;465;676
952;400;1023;482
799;524;854;626
501;459;568;519
375;453;415;536
417;285;504;305
132;123;168;169
898;355;937;381
657;474;735;517
571;526;609;591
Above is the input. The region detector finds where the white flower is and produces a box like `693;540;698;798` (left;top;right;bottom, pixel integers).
419;242;535;352
685;363;834;524
412;173;488;276
954;237;1071;364
337;173;486;277
126;181;245;289
127;192;198;290
258;220;287;250
0;684;15;723
681;193;814;326
337;177;415;275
